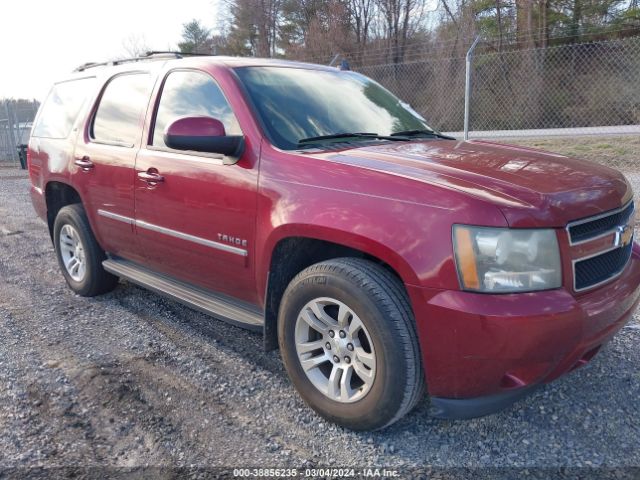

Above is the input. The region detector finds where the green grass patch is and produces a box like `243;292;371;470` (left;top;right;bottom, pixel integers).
503;135;639;170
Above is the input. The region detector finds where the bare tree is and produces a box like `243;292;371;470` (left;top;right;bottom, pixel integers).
496;0;504;51
122;34;151;57
346;0;375;57
376;0;428;63
304;1;353;60
516;0;535;47
539;0;549;47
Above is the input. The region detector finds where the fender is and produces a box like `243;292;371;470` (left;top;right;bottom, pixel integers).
260;223;420;296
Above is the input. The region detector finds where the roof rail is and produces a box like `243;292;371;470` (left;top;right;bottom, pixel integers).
73;51;211;72
145;50;210;58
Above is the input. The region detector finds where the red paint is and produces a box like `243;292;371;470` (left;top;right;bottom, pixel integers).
166;116;226;138
28;57;640;401
409;245;640;397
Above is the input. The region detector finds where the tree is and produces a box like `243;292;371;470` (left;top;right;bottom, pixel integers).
178;19;212;54
225;0;282;57
279;0;353;60
516;0;535;47
218;0;639;65
376;0;429;63
346;0;375;57
226;1;258;56
122;33;152;57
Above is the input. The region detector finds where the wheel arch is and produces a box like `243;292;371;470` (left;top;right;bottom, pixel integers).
261;227;419;351
44;180;83;240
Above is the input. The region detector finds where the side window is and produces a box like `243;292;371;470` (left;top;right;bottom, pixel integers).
92;73;151;147
152;70;241;148
33;78;96;139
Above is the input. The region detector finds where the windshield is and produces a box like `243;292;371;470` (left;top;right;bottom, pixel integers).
235;66;433;150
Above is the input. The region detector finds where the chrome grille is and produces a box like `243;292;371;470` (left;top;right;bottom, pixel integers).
569;201;635;292
574;242;633;291
568;201;634;245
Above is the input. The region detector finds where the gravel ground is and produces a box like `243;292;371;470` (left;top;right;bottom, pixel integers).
1;165;640;476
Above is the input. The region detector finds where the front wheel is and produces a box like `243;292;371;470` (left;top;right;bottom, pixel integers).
278;258;425;430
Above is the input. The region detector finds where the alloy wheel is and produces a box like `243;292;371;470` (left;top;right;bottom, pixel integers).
294;297;376;403
59;224;86;282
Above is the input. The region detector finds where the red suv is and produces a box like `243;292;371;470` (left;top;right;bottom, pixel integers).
28;53;640;430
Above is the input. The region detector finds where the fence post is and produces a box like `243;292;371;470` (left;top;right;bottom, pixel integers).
4;101;18;164
464;36;481;141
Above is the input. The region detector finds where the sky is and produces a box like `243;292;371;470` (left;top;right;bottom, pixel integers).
0;0;220;101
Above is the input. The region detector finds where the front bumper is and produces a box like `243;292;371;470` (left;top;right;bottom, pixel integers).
430;384;540;419
408;244;640;419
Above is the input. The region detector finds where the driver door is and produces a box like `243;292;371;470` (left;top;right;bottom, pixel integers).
133;69;259;303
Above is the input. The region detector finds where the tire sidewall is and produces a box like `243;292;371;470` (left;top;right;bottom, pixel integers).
279;266;409;430
53;206;99;296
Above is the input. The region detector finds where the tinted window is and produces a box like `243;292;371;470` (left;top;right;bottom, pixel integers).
235;67;431;150
33;78;96;139
92;73;151;146
152;70;240;148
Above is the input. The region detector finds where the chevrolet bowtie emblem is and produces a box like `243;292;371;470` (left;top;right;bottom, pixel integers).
614;224;633;248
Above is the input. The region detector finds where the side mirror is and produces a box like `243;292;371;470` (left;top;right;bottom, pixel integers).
164;116;244;162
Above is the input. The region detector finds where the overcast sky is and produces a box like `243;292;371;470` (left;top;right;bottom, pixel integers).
0;0;220;101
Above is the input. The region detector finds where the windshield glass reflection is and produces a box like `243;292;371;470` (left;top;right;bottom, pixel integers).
235;67;432;150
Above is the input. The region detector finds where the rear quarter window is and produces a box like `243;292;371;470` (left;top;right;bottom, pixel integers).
32;78;96;139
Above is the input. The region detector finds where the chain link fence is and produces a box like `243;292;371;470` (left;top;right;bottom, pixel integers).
1;37;638;168
358;56;467;134
0;99;39;166
357;36;640;138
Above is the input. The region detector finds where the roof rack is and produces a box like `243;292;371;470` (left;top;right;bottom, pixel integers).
73;51;211;72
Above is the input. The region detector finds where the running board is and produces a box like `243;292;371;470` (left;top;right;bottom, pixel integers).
103;258;263;331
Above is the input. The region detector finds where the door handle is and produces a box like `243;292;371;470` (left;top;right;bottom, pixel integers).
138;170;165;184
74;156;94;170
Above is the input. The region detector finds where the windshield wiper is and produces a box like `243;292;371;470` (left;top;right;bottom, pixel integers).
298;132;409;145
391;129;455;140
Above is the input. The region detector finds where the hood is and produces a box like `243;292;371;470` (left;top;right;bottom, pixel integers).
317;139;631;228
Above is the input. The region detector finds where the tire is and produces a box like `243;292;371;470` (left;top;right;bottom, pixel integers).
278;258;425;430
53;204;118;297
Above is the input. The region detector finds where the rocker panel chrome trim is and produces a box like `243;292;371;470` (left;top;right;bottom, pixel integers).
97;209;247;256
97;209;134;225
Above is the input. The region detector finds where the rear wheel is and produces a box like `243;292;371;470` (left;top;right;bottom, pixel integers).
53;204;118;296
278;258;424;430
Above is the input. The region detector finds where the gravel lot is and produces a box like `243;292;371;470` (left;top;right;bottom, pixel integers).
1;165;640;476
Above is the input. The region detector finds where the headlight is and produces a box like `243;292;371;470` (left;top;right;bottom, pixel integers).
453;225;561;293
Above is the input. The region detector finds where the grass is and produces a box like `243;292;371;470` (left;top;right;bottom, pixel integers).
502;135;639;170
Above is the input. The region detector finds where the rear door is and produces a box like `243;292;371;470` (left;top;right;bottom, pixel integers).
72;72;153;263
134;68;259;303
